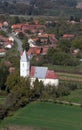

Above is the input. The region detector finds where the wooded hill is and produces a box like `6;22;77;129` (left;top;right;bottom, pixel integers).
0;0;81;17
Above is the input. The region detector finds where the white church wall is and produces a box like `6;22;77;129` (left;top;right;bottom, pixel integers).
20;61;30;77
31;78;59;87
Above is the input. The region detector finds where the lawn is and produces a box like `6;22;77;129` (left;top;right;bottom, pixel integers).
0;96;6;104
59;89;82;103
1;102;82;130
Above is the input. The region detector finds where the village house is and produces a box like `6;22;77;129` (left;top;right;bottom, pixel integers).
0;48;6;57
11;23;46;36
0;23;3;29
27;46;50;56
9;36;14;42
28;38;37;47
37;33;57;45
27;33;57;50
0;35;14;49
3;21;9;27
62;34;75;39
20;51;59;87
11;24;23;30
4;41;14;49
27;33;57;57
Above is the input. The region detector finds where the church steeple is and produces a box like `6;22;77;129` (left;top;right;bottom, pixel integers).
20;50;30;77
21;50;29;62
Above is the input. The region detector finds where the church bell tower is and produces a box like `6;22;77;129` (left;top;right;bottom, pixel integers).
20;50;30;77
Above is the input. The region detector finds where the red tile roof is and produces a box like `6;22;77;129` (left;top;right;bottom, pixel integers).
0;23;2;28
38;33;49;38
63;34;75;38
11;24;23;29
0;35;9;42
12;23;46;30
38;29;44;33
27;47;41;55
45;70;58;79
30;66;58;79
0;48;6;53
38;33;55;38
27;46;50;56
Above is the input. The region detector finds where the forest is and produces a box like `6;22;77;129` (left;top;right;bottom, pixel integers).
0;0;80;17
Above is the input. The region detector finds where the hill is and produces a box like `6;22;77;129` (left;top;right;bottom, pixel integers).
28;0;77;15
0;0;80;17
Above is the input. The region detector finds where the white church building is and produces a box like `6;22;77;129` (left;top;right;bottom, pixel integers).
20;51;59;87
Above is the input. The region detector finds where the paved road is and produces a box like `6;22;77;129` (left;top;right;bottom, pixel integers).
8;33;23;52
13;35;23;52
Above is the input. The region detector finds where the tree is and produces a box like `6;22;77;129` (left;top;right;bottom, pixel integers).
18;32;24;39
5;50;20;70
47;48;55;63
27;17;34;24
13;0;16;4
5;71;20;92
58;39;72;53
32;78;44;99
12;16;20;24
57;85;70;97
0;104;7;119
0;15;5;21
4;1;8;7
52;51;79;66
5;73;31;109
38;17;45;25
22;37;29;51
0;63;9;90
72;37;82;51
0;30;7;37
69;16;74;21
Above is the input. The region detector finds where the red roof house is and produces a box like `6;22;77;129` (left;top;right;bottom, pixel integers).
62;34;75;39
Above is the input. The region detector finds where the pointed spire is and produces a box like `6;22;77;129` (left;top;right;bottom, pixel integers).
21;50;29;62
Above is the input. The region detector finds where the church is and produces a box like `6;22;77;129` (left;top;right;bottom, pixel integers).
20;50;59;87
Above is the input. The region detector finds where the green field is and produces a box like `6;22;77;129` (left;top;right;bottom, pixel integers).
44;64;82;74
0;96;6;104
59;89;82;103
1;102;82;130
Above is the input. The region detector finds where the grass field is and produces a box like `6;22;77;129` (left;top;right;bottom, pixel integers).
57;72;82;83
1;102;82;130
59;89;82;103
0;96;6;104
